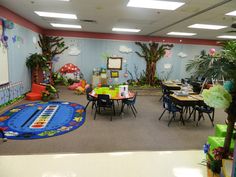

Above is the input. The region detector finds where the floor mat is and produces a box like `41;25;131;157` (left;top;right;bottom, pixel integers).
0;101;86;140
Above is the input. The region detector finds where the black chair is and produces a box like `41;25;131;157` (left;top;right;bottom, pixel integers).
94;94;115;121
84;87;97;111
194;105;215;127
159;95;183;126
120;92;137;117
160;83;171;101
0;130;7;142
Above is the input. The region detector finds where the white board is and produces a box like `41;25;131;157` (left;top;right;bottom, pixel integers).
0;42;9;85
0;21;9;85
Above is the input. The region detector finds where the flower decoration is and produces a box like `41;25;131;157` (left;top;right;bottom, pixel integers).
203;143;234;174
202;85;232;109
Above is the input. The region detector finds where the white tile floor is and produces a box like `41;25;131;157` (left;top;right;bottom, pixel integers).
0;150;207;177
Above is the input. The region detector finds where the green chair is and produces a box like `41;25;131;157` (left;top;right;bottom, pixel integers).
207;136;235;157
215;124;236;137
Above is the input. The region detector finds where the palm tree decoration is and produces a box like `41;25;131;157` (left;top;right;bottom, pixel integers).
186;40;236;156
38;34;68;60
26;53;48;83
135;42;174;86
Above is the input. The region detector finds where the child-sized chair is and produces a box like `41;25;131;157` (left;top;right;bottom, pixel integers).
26;83;46;101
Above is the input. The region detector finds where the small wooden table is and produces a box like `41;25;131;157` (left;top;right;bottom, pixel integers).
170;94;203;125
162;82;181;90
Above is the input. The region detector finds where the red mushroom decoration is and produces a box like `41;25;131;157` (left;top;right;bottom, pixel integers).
59;63;80;74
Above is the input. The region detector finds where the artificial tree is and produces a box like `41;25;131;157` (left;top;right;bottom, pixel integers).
186;40;236;156
38;34;68;60
135;42;173;86
26;53;48;83
38;34;68;84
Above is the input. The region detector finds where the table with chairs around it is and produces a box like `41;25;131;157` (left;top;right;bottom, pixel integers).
85;86;137;121
159;81;215;127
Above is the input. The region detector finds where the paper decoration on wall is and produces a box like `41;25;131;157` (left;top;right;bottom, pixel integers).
3;20;14;29
164;63;172;69
12;35;24;44
32;36;37;44
68;46;81;56
177;52;187;58
164;50;172;58
12;35;17;43
0;19;8;48
124;63;128;78
110;71;119;78
119;45;133;53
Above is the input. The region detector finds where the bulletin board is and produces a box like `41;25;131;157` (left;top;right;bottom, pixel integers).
107;57;122;70
0;20;9;85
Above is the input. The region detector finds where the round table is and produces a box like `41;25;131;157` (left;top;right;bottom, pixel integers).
89;87;135;100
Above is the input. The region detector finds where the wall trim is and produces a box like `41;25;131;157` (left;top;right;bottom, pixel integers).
0;5;43;33
43;30;220;46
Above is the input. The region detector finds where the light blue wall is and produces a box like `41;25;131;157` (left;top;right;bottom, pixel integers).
3;22;221;89
5;23;40;92
55;37;220;84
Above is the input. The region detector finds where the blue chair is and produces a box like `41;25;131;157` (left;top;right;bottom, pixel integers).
120;92;137;117
84;87;96;111
159;95;183;126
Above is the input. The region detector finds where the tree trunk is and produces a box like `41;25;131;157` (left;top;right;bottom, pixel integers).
224;94;236;156
146;61;157;86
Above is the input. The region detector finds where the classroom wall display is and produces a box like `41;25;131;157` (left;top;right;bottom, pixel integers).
0;20;9;85
110;71;119;78
107;57;123;70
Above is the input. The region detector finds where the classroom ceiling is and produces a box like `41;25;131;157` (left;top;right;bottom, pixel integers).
0;0;236;40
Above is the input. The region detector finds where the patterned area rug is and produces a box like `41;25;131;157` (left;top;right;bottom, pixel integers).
0;101;86;140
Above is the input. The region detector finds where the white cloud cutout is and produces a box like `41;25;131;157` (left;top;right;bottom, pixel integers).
177;52;188;58
68;46;81;56
119;45;133;53
164;63;172;69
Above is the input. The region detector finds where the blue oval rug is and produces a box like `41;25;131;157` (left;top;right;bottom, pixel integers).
0;101;86;140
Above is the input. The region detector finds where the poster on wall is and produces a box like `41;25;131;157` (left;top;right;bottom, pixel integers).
0;20;9;85
107;57;122;70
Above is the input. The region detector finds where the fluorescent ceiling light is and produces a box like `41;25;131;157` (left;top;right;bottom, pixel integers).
225;10;236;16
51;23;82;28
188;24;227;30
112;27;141;33
127;0;185;10
34;11;77;19
167;32;196;36
217;35;236;39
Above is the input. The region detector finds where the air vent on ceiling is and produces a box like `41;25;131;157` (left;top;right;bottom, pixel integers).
80;19;97;23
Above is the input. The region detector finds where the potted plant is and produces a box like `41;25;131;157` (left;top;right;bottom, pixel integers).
26;53;48;83
186;40;236;174
41;84;58;101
